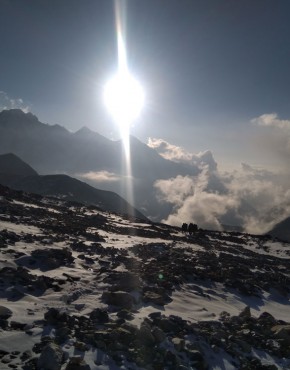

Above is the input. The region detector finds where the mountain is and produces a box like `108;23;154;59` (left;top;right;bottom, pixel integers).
14;174;146;220
267;217;290;242
0;109;199;220
0;152;37;177
0;184;290;369
0;109;194;177
0;152;38;187
0;153;147;220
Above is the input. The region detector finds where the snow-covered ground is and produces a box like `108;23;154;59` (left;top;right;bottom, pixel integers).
0;186;290;369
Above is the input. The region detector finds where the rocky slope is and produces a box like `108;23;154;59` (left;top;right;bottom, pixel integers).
0;185;290;369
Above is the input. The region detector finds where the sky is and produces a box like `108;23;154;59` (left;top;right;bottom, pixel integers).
1;0;290;172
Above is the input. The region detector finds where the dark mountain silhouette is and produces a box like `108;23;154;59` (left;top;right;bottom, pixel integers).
0;152;37;177
15;174;146;219
268;217;290;242
0;109;199;220
0;152;38;187
0;153;147;220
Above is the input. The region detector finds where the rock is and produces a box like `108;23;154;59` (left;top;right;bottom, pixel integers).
89;308;109;323
236;339;252;353
37;343;63;370
186;348;204;362
152;327;166;343
55;326;71;343
101;291;135;309
44;308;68;326
113;327;134;346
219;311;231;321
1;354;11;364
0;305;12;319
23;357;38;370
0;318;8;329
164;350;180;367
158;317;179;333
112;272;141;291
172;337;185;351
20;350;32;361
143;291;170;306
258;311;276;326
10;321;26;330
238;306;251;319
65;356;91;370
136;324;155;346
117;309;134;321
148;311;162;321
74;341;89;352
271;325;290;344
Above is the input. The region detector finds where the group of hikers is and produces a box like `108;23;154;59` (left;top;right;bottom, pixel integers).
181;222;198;235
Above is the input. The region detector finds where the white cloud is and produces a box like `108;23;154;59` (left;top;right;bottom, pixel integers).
155;175;195;206
153;139;290;234
77;171;120;183
251;113;290;130
166;192;238;231
251;113;290;166
147;137;217;170
0;91;31;113
155;168;239;231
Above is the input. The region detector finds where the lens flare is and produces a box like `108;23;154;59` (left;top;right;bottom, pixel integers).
103;0;145;217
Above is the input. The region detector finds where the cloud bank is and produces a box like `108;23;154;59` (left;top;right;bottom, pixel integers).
148;137;217;170
252;113;290;163
77;171;120;183
152;128;290;234
0;91;31;113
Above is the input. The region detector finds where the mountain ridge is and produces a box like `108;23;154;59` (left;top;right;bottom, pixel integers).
0;109;199;220
0;153;147;220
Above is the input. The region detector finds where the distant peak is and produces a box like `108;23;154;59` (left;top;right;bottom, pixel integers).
0;109;39;122
75;126;95;135
74;126;105;139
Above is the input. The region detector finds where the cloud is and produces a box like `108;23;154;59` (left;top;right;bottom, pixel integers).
0;91;31;113
251;113;290;166
155;168;239;231
226;166;290;233
77;171;120;183
153;139;290;234
155;175;195;206
148;137;217;170
251;113;290;130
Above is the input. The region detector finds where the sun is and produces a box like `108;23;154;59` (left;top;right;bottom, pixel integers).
104;71;144;130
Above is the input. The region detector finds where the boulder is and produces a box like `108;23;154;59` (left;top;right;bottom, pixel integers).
101;291;135;309
65;356;91;370
37;343;63;370
271;325;290;344
238;306;251;319
136;324;155;346
0;305;12;319
143;290;171;306
89;308;109;323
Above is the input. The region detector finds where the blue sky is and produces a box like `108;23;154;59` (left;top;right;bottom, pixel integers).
1;0;290;170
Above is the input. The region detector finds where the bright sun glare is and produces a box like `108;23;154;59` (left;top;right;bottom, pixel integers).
102;0;144;214
104;71;144;129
